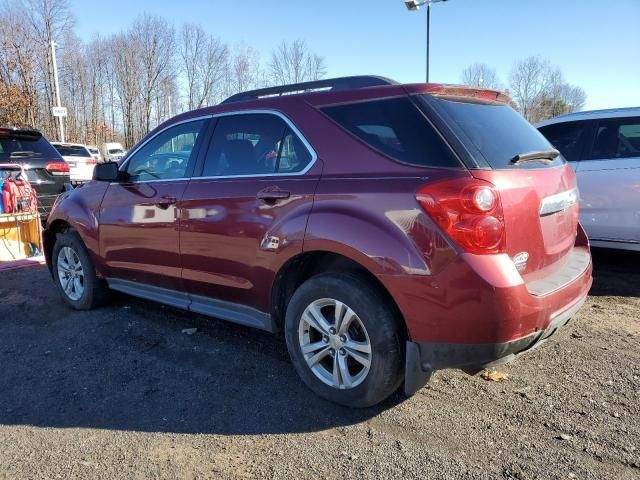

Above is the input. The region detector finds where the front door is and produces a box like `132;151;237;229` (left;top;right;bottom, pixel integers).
99;118;208;292
179;112;320;315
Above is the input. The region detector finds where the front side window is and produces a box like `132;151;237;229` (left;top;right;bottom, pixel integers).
588;118;640;160
201;114;312;177
125;120;204;181
538;121;587;161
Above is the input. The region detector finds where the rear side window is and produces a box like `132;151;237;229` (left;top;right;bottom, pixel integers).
429;96;563;169
588;118;640;160
538;121;588;161
0;132;61;160
321;97;460;168
201;114;313;177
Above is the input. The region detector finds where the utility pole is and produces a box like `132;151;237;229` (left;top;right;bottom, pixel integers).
426;2;431;82
50;40;65;143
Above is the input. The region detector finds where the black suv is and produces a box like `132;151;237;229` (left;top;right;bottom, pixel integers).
0;128;70;219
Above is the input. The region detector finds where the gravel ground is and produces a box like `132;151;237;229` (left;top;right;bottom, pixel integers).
0;249;638;479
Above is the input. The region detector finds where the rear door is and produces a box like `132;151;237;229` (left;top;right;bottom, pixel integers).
99;118;207;293
179;112;320;317
573;117;640;244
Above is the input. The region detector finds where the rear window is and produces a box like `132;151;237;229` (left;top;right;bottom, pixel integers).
109;148;124;154
0;132;61;160
54;145;91;157
321;97;460;168
429;96;563;169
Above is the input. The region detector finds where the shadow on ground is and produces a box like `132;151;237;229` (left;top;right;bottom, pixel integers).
590;247;640;297
0;267;401;436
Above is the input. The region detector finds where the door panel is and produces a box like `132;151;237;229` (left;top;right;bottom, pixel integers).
576;157;640;242
100;180;187;289
180;176;319;312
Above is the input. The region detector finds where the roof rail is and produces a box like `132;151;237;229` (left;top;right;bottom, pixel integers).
220;75;398;104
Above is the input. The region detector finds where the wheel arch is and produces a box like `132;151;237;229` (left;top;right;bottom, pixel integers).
270;250;407;341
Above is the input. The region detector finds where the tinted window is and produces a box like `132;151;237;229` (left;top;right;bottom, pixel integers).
0;132;61;160
321;97;459;168
538;121;587;161
589;118;640;160
54;145;92;157
201;114;312;177
125;120;204;181
430;96;563;169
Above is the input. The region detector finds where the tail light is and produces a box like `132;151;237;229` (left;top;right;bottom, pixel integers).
416;177;506;254
86;158;97;165
46;161;70;175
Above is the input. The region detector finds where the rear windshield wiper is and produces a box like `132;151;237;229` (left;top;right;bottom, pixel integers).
510;148;560;165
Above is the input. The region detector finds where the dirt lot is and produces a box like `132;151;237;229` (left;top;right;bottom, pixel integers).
0;249;638;479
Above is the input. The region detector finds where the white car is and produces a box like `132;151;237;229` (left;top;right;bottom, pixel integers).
102;142;127;162
86;145;103;163
537;107;640;251
51;142;97;183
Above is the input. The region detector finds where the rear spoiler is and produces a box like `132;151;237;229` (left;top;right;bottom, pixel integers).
0;127;43;139
404;84;516;108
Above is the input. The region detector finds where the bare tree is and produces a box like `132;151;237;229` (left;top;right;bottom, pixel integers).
460;63;502;89
131;14;176;135
179;23;228;109
268;39;326;85
509;56;587;122
508;56;557;120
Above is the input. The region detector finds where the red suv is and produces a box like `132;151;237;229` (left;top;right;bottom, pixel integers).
44;76;592;407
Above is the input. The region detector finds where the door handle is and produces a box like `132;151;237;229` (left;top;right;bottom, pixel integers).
257;187;290;202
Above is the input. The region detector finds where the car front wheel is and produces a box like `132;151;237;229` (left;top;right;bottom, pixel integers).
285;273;404;407
52;230;108;310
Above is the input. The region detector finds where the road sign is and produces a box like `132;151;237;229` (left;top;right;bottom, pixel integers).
52;106;67;117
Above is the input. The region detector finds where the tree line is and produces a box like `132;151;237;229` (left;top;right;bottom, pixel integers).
0;0;327;148
461;58;587;123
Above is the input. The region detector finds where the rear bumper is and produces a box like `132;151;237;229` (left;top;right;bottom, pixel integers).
414;294;585;371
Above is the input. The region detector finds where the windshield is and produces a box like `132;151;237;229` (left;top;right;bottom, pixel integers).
55;145;92;157
0;133;61;160
109;148;124;154
426;96;565;169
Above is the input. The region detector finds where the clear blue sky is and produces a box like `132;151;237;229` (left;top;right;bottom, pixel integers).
70;0;639;110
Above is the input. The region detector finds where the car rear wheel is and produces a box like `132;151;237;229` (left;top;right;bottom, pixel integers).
52;230;108;310
285;273;404;407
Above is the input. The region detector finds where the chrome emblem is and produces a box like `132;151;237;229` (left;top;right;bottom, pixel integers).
512;251;529;272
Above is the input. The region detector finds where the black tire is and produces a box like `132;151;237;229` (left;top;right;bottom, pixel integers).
52;230;109;310
285;273;404;408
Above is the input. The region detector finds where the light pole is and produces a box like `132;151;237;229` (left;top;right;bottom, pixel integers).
50;40;65;143
404;0;449;83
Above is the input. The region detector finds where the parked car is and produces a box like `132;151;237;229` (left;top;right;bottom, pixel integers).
102;142;126;162
86;145;103;163
51;142;97;184
537;107;640;251
0;127;70;220
44;76;592;407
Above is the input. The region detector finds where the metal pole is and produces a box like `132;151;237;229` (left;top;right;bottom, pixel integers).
50;40;65;143
426;3;431;82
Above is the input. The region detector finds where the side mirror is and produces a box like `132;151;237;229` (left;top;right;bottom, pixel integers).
93;161;120;182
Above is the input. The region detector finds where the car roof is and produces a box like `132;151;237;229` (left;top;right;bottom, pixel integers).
164;76;510;130
536;106;640;127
